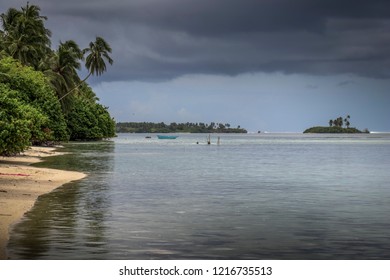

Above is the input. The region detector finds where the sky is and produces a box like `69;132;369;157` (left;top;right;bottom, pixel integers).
2;0;390;132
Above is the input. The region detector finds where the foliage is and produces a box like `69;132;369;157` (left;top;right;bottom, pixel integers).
66;95;116;141
329;115;351;128
116;122;248;133
84;36;113;77
58;36;113;102
305;115;368;133
41;40;83;109
0;3;51;69
303;126;365;134
0;2;115;155
95;103;116;138
0;83;48;155
0;56;69;141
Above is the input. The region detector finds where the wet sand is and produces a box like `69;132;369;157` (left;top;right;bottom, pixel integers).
0;147;86;259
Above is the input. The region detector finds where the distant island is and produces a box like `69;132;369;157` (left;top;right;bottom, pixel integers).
116;122;248;133
304;115;369;134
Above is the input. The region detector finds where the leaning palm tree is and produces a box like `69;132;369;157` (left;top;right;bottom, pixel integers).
58;36;113;101
83;36;113;79
42;40;83;111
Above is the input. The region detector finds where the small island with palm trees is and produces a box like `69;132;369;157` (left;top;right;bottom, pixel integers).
304;115;370;133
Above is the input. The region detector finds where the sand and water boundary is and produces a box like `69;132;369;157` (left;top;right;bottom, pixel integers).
0;146;86;259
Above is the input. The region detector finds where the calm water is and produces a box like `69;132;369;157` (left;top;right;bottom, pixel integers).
7;133;390;259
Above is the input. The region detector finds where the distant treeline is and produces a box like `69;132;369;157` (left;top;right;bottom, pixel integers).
116;122;248;133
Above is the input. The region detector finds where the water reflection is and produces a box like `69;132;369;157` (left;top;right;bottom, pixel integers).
7;134;390;259
8;141;114;259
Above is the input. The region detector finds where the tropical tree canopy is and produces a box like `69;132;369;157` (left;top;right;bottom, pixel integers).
84;36;113;77
0;3;116;155
0;3;51;69
58;36;113;101
42;40;83;109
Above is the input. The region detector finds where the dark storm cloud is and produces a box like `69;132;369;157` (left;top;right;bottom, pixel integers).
2;0;390;81
45;0;390;34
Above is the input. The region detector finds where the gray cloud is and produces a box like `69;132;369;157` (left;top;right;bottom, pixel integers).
2;0;390;82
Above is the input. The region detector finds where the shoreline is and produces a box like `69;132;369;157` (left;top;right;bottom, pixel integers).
0;147;86;260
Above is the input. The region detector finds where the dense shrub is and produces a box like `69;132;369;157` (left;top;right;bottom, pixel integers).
0;84;47;155
0;57;69;141
66;96;115;141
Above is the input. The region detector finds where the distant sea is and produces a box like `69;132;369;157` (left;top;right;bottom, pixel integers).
7;133;390;259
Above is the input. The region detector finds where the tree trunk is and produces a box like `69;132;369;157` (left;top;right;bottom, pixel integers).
58;72;92;101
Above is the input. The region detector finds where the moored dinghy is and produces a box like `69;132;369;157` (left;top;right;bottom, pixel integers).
157;135;178;139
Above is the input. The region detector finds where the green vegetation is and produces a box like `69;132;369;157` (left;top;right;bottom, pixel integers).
304;115;369;134
67;94;116;140
116;122;248;133
0;83;43;155
0;3;115;155
303;126;364;133
0;57;68;141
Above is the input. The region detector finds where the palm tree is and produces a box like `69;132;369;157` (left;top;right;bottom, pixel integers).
329;120;333;127
0;3;51;68
338;117;343;127
345;115;351;128
0;8;21;42
0;7;20;45
84;36;113;79
42;40;83;111
58;36;113;101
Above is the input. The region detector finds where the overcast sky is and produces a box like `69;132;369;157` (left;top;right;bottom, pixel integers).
2;0;390;132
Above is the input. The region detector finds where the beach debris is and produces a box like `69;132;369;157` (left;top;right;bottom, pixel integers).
0;173;30;176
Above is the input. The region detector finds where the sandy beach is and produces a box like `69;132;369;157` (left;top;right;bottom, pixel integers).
0;147;86;260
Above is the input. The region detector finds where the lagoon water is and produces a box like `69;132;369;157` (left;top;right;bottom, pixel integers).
7;133;390;259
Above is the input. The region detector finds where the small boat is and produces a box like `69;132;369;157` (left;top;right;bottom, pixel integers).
157;135;178;139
